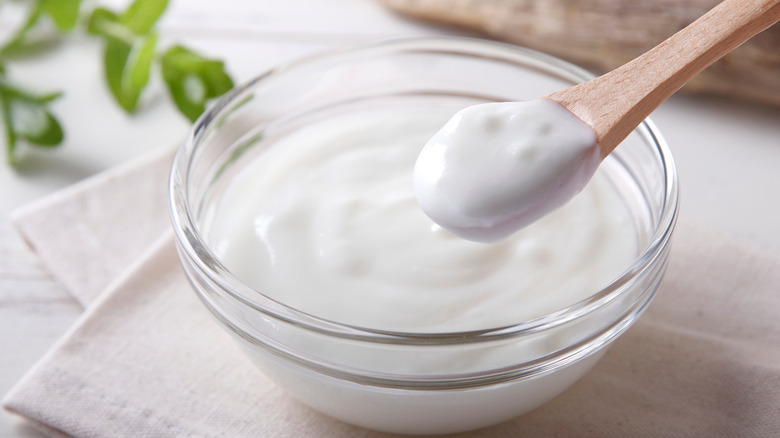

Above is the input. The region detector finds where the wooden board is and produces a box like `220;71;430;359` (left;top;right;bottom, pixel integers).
378;0;780;107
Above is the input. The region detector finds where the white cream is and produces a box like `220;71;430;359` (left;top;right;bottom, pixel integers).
203;105;643;434
414;100;600;242
205;106;635;333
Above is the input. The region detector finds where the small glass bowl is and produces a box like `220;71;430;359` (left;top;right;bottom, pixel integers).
169;37;678;435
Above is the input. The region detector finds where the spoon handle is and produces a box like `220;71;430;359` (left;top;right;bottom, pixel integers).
546;0;780;158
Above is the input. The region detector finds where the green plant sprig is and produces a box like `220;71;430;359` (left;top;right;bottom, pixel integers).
0;0;234;168
0;63;64;166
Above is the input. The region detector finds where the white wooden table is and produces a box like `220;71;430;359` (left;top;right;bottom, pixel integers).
1;1;779;436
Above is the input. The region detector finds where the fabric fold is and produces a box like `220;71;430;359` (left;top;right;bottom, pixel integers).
10;148;175;307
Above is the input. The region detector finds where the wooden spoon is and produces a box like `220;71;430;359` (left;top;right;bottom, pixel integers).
546;0;780;159
414;0;780;243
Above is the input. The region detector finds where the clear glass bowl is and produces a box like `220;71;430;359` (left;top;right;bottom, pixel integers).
169;37;678;435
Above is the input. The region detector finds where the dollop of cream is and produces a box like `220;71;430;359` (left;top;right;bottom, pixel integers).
205;107;637;332
413;100;600;242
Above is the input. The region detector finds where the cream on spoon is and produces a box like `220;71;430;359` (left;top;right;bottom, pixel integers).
414;0;780;243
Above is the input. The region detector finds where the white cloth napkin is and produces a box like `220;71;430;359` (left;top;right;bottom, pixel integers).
3;151;780;437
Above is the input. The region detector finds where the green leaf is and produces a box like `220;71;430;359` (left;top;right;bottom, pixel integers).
0;79;64;165
127;33;157;92
120;0;169;35
41;0;83;32
103;33;158;113
0;2;44;55
86;8;119;36
1;0;82;56
10;100;63;146
104;38;133;111
1;90;17;161
26;114;63;146
0;79;63;106
161;45;234;122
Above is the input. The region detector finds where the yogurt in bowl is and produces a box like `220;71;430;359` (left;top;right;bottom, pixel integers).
169;37;678;435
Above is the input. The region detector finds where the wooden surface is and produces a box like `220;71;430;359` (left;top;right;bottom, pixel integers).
546;0;780;156
1;1;779;437
379;0;780;107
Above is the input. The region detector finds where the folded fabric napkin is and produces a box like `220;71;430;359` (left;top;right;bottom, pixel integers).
4;151;780;437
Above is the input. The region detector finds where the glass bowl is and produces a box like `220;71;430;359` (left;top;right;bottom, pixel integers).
169;37;678;435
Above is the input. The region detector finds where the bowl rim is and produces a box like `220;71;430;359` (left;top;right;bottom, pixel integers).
169;36;679;345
